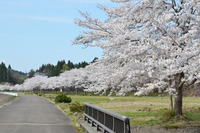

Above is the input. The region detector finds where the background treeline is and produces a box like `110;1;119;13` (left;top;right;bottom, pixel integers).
34;57;98;77
0;62;26;84
0;58;98;84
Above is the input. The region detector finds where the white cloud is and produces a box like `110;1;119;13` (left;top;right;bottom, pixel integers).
62;0;112;4
1;13;73;23
24;16;73;23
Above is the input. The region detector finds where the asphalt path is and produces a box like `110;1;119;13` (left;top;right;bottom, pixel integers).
0;95;77;133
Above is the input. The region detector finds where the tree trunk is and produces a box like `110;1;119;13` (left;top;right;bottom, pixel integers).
168;79;173;109
174;73;184;116
60;88;63;93
170;95;174;109
174;87;183;116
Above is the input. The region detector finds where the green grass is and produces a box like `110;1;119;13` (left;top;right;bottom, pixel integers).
40;93;200;127
185;112;200;121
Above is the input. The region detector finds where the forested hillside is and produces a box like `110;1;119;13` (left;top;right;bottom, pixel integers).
0;58;98;84
36;58;98;77
0;63;26;84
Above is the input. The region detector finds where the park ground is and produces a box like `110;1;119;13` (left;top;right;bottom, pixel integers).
35;92;200;129
5;92;200;132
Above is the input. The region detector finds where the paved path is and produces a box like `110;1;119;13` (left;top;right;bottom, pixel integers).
0;95;77;133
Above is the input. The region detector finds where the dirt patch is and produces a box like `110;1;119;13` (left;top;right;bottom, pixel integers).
0;94;15;104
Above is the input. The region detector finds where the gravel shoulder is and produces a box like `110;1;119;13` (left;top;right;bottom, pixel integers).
0;94;16;105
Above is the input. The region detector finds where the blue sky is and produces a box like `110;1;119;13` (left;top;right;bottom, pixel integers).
0;0;114;73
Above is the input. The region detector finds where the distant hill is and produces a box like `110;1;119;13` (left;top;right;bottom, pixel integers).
0;62;27;85
10;69;27;78
10;69;27;84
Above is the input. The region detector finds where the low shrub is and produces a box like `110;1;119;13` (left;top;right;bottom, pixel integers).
55;94;72;103
34;92;39;95
161;109;175;120
139;106;151;112
70;102;84;113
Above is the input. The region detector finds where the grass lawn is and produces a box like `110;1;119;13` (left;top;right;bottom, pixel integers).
42;93;200;128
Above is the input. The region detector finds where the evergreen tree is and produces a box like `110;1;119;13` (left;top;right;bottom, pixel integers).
0;62;7;82
67;60;74;69
60;64;70;73
55;60;66;75
28;69;35;78
8;65;11;69
7;65;12;83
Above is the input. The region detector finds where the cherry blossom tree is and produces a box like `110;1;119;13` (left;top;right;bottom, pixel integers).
73;0;200;116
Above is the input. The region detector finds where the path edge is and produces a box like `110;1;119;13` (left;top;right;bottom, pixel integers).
0;95;20;109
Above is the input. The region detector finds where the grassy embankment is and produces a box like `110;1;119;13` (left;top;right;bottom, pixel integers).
41;93;200;128
0;94;16;104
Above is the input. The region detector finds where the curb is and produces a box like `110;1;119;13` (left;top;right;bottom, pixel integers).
0;92;18;96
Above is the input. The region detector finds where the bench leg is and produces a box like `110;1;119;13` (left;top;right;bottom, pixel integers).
84;116;87;121
97;125;101;131
92;121;95;127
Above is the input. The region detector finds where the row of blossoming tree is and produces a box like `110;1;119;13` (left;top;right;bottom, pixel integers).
1;0;200;117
